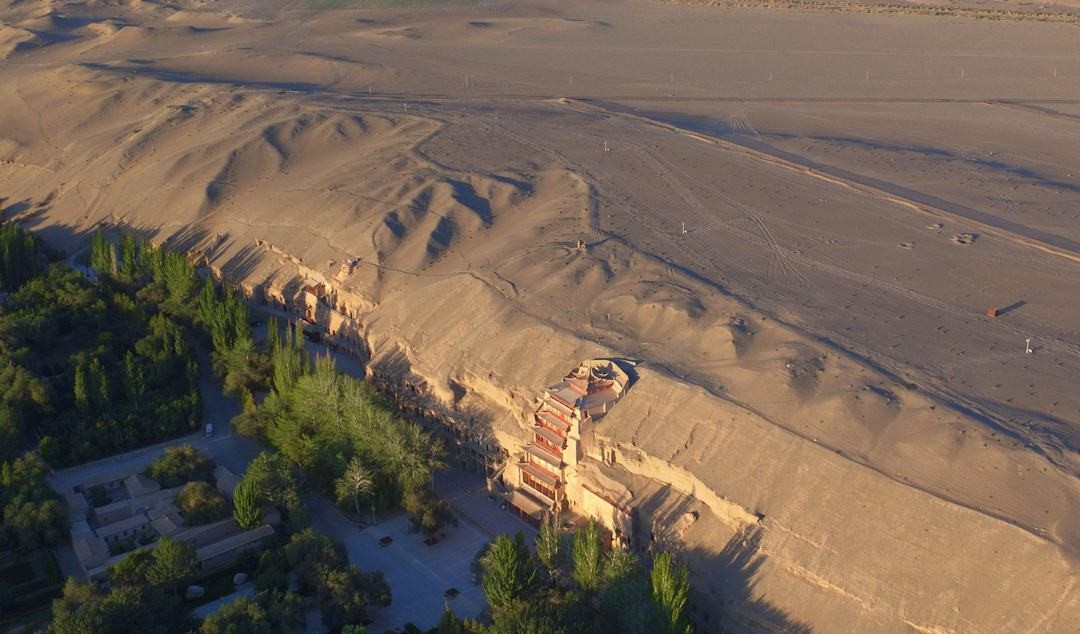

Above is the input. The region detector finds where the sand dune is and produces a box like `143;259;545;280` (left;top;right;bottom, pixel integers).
1;0;1078;630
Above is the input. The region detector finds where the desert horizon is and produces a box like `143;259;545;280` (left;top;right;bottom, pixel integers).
0;0;1077;631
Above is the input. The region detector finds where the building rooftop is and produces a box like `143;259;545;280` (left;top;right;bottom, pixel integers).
544;359;630;421
533;424;565;448
77;465;144;492
536;408;570;430
151;512;184;538
214;465;241;498
97;513;150;539
195;525;274;563
124;473;161;498
507;489;549;519
519;461;559;487
72;533;110;569
525;443;562;470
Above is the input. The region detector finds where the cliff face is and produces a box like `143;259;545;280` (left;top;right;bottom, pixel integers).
319;272;1079;632
2;57;1077;631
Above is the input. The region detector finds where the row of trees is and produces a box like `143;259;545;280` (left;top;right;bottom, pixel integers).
0;221;46;292
231;451;304;531
49;537;200;633
462;519;693;634
50;525;391;633
234;339;448;528
0;230;210;466
0;452;66;553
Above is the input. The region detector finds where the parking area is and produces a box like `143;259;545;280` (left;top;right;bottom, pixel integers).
342;513;489;631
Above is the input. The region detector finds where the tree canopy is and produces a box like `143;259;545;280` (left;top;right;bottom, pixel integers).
146;444;215;488
481;531;538;611
0;451;66;551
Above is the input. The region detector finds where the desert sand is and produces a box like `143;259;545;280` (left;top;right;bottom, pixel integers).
1;0;1078;630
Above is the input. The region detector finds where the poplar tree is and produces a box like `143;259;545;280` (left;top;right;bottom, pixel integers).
536;514;563;572
162;252;196;302
119;233;138;279
650;552;692;634
90;231;116;276
572;519;603;594
481;531;538;611
232;476;261;529
73;363;89;414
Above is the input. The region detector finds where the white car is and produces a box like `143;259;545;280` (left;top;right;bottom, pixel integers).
205;423;214;437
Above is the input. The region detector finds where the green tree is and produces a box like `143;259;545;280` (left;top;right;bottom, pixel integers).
48;576;191;634
147;537;198;591
0;452;67;551
199;590;304;634
650;552;692;634
270;323;308;396
600;549;651;633
73;362;89;414
335;455;374;516
146;444;214;488
433;606;468;634
536;515;564;573
123;350;145;411
481;532;539;611
0;221;45;291
119;233;138;279
109;549;154;587
233;475;262;529
90;231;116;276
162;251;197;303
176;481;229;525
243;451;300;512
572;519;602;594
487;599;572;634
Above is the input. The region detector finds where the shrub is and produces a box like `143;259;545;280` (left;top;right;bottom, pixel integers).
146;444;214;488
176;481;229;525
402;489;456;536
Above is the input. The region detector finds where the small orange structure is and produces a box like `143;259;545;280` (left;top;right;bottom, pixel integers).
986;307;1000;318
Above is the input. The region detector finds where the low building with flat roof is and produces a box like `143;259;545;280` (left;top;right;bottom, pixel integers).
196;525;275;570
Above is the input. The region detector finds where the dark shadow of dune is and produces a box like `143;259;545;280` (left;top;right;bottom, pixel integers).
79;62;322;93
679;526;814;633
448;179;493;225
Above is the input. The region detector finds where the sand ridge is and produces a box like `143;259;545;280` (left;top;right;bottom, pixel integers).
1;0;1078;630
